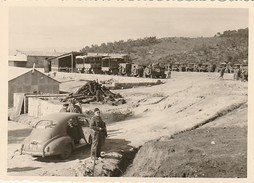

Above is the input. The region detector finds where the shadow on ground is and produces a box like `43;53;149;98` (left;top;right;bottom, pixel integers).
8;129;32;144
30;136;133;164
103;138;133;153
7;166;41;172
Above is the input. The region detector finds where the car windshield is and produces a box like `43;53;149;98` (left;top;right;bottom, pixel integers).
35;120;57;129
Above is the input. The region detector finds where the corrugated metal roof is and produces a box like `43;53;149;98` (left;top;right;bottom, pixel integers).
47;51;81;60
8;66;60;83
48;52;129;60
86;53;128;57
8;66;31;81
16;50;65;57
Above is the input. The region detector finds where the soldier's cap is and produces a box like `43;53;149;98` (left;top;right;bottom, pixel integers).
63;103;69;107
94;108;100;112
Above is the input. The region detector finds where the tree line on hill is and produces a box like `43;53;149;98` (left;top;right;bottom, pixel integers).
81;28;248;66
81;36;160;54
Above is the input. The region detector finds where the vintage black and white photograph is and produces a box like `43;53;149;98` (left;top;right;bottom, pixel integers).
5;6;249;178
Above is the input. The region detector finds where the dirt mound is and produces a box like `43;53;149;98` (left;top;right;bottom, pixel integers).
124;127;247;177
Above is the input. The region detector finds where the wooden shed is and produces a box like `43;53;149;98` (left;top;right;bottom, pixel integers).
8;67;60;107
49;52;81;73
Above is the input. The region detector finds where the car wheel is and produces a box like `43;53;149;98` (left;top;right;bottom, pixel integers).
60;143;73;160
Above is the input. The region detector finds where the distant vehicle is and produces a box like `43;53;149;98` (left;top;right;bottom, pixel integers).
240;63;248;81
241;63;248;70
194;63;202;72
20;113;92;159
119;63;132;76
207;64;216;72
179;63;187;72
233;63;242;69
186;63;195;72
102;57;125;75
151;64;166;78
225;63;234;73
143;65;152;78
143;64;166;78
131;64;144;77
172;62;180;71
76;55;104;74
200;63;209;72
217;62;227;72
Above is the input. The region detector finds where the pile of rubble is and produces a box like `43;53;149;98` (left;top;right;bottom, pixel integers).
62;80;126;106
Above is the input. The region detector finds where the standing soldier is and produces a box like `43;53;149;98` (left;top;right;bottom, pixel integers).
219;67;226;79
90;108;107;160
234;65;241;80
233;67;237;80
67;99;82;113
144;65;152;78
165;66;171;79
59;103;69;112
236;66;241;80
132;65;137;77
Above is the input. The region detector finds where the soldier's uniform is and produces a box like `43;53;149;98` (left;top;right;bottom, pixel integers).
67;103;82;113
90;114;107;159
219;67;226;78
165;68;171;79
59;104;69;112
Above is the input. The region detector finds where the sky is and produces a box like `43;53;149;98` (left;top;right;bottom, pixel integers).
8;7;248;54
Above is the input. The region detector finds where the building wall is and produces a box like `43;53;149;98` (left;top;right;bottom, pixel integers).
26;56;48;68
51;58;59;72
28;98;62;117
8;61;27;67
8;70;59;107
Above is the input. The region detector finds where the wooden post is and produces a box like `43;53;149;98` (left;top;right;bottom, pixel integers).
24;95;28;113
71;53;74;73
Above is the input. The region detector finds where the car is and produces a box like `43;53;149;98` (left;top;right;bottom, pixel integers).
20;112;93;159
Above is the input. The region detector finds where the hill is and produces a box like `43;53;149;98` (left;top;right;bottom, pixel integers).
81;28;248;65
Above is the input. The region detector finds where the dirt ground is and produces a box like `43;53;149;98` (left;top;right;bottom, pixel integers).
124;104;247;177
7;71;248;177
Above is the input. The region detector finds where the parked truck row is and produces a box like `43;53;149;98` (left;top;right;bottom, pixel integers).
50;53;248;79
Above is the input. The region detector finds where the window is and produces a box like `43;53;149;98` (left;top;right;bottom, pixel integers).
35;120;56;129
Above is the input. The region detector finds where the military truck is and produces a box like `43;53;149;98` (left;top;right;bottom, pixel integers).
186;63;195;72
164;64;172;78
193;63;202;72
131;64;144;77
233;63;241;69
102;57;121;75
172;62;180;71
179;63;187;72
207;64;216;72
216;62;227;72
240;63;248;81
76;55;103;74
119;63;132;76
143;65;152;78
200;63;209;72
151;64;166;78
143;64;166;78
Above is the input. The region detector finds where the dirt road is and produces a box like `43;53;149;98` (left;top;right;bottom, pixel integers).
7;72;248;177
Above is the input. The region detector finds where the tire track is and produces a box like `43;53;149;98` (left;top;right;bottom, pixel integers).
173;101;247;135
